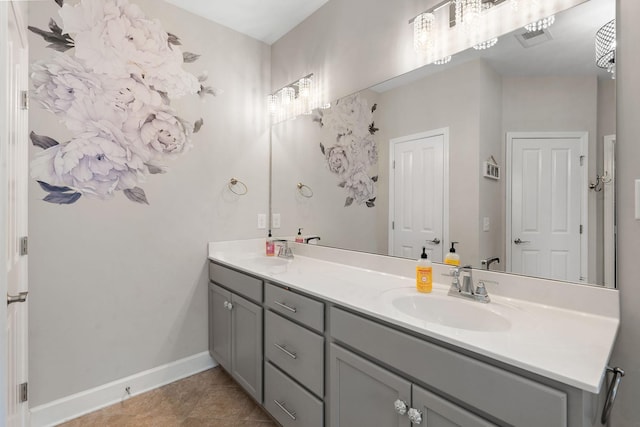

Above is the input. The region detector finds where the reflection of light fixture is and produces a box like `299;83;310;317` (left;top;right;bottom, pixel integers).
413;12;435;53
596;19;616;78
455;0;482;32
473;37;498;50
525;15;555;32
297;78;311;98
279;87;295;105
433;55;452;65
268;74;324;123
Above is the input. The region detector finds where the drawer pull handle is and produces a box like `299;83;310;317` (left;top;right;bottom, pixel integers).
274;399;297;420
274;301;297;313
274;343;297;359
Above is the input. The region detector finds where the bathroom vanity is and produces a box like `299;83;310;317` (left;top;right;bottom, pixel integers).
208;240;619;427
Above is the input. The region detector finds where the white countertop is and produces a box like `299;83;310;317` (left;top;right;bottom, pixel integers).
208;239;619;393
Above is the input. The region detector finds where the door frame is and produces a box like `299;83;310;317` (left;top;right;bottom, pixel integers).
505;131;589;281
0;1;9;421
603;134;616;288
388;128;450;257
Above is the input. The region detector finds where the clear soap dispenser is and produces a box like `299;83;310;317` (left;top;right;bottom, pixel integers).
295;228;304;243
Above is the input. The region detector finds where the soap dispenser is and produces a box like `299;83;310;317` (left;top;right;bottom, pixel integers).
416;247;432;293
444;242;460;266
266;230;275;256
295;228;304;243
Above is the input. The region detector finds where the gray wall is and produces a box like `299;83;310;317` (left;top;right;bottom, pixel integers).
611;0;640;425
272;0;640;424
28;1;270;406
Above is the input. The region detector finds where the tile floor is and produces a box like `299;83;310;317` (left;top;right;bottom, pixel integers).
58;367;277;426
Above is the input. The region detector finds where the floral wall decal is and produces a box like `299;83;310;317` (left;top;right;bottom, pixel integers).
28;0;217;204
316;93;379;208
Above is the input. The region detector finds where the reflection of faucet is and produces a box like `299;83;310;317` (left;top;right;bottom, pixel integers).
445;265;490;303
481;257;500;270
272;240;294;259
304;236;321;244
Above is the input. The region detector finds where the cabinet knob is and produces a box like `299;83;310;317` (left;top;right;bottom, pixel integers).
408;408;423;424
227;302;233;310
393;399;408;416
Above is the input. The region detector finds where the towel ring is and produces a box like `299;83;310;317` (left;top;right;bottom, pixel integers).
228;178;248;195
297;182;313;198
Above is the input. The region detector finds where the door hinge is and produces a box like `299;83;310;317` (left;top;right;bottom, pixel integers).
579;155;585;166
19;236;28;256
19;382;28;403
392;160;395;169
580;224;583;234
20;91;29;110
392;221;395;230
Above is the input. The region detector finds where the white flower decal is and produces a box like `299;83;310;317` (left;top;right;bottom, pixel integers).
317;93;379;208
28;0;217;205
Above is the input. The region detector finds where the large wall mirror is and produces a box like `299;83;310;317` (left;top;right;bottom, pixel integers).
271;0;616;287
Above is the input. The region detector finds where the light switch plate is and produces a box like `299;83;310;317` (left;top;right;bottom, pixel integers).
257;214;266;229
635;180;640;220
272;213;281;229
483;217;490;232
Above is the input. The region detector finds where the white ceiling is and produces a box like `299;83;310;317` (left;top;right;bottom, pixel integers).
163;0;330;44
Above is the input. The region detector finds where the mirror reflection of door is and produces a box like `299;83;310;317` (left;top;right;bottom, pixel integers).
389;129;449;262
507;132;588;282
3;1;30;425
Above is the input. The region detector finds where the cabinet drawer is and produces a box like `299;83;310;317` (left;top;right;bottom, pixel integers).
265;283;324;332
209;262;262;303
264;362;323;427
265;310;324;397
330;307;567;427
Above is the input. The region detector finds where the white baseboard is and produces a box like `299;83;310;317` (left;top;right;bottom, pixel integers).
29;351;216;427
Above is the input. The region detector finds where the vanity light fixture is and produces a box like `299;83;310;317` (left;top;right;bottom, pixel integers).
455;0;482;33
524;15;555;32
595;19;616;78
473;37;498;50
268;74;324;123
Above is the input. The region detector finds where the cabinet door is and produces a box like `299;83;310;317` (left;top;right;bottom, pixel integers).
209;284;231;371
411;384;497;427
330;344;411;427
231;292;263;403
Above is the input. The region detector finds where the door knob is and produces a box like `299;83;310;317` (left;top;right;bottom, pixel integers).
513;238;531;245
7;291;28;306
428;238;441;245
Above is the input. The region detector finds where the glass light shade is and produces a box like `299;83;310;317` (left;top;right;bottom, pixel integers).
595;19;616;74
455;0;481;31
413;12;435;53
267;94;279;115
525;15;555;32
280;87;295;105
433;56;452;65
473;37;498;50
298;77;312;98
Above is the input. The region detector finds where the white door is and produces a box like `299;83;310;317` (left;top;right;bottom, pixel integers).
2;2;30;426
507;133;586;282
389;129;448;262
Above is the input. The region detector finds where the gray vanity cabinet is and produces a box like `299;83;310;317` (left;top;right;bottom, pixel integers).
208;282;263;403
330;343;495;427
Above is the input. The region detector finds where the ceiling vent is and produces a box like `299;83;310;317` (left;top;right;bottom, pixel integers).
515;28;554;48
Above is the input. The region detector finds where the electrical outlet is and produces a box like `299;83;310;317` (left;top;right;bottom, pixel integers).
257;214;266;229
272;213;281;229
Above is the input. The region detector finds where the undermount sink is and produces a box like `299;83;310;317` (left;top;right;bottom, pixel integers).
390;293;512;332
247;256;290;272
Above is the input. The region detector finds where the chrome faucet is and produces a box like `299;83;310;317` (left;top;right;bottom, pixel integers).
481;257;500;270
272;239;294;259
446;265;490;303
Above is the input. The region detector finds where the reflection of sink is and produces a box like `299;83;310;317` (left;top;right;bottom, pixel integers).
245;256;290;274
391;294;511;332
249;257;289;268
